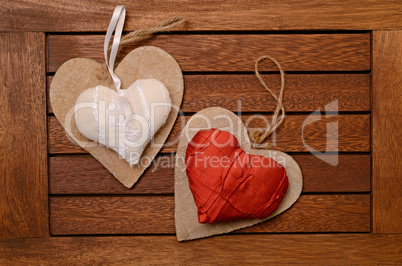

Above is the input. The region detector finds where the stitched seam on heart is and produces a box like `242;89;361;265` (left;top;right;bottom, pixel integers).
198;209;213;224
186;131;262;219
135;82;152;140
186;162;242;219
93;86;102;143
213;190;256;222
186;129;238;199
226;164;286;217
186;137;243;216
218;173;255;217
186;130;215;157
219;148;245;196
204;130;244;197
186;167;221;214
251;171;288;217
189;165;284;222
219;159;286;218
247;166;285;196
187;164;255;221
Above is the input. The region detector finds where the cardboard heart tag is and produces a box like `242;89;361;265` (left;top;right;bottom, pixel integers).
174;107;303;241
50;46;184;188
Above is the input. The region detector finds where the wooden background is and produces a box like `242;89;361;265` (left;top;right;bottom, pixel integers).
0;0;401;264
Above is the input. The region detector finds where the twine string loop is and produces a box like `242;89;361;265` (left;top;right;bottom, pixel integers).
249;55;286;148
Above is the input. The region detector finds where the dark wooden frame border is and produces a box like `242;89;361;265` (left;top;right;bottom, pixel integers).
372;30;402;234
0;3;401;262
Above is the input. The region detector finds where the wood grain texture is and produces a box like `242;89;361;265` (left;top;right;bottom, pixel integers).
49;155;175;195
49;154;370;194
0;234;401;264
0;33;48;237
1;0;401;31
48;114;371;154
49;194;370;235
47;34;370;72
372;31;402;233
47;74;371;113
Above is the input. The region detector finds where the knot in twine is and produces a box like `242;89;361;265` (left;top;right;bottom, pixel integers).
99;16;186;79
248;55;286;149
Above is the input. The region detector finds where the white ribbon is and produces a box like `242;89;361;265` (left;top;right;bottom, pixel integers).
104;5;132;117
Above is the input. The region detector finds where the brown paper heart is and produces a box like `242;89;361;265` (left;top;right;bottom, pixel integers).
50;46;184;188
174;107;303;241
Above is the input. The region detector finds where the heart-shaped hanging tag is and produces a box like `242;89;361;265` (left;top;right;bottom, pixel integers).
174;108;303;241
174;56;303;241
50;6;184;188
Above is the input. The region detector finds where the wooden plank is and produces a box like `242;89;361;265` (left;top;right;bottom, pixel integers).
1;234;401;264
49;154;371;194
47;74;371;113
1;0;401;31
47;34;370;72
49;155;175;195
372;31;402;233
48;116;84;154
48;114;371;154
49;194;370;235
0;33;48;237
0;234;401;264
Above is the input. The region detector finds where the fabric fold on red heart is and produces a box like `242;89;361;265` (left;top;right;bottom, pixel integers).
185;128;289;223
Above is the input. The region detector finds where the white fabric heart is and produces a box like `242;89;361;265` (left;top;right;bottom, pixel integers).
73;7;173;166
75;79;171;166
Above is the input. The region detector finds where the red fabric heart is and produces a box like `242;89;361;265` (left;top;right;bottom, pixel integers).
185;128;289;223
